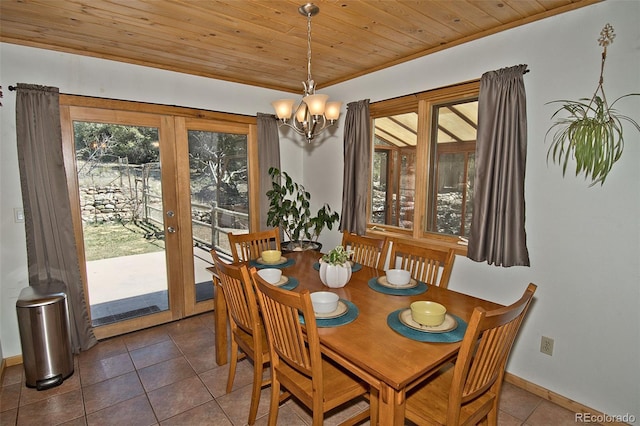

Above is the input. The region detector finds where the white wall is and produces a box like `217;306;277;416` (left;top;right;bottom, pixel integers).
1;0;638;420
0;44;303;357
306;0;640;420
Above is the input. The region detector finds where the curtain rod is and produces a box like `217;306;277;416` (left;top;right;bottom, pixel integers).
8;70;529;93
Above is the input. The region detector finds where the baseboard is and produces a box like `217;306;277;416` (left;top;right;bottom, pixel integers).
505;373;629;425
5;354;23;367
0;355;22;382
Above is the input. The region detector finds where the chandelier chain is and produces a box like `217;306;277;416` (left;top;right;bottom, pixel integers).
306;11;313;87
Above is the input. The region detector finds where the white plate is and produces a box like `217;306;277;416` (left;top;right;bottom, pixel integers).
257;256;287;265
315;300;349;319
270;275;289;287
377;275;418;289
398;309;458;333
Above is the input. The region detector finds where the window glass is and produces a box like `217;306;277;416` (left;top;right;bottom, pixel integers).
187;130;248;255
428;100;477;237
368;82;479;240
372;112;417;229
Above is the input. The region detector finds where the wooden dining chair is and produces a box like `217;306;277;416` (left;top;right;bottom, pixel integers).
250;268;376;426
341;231;388;269
405;283;537;426
210;250;274;425
227;228;281;262
387;239;456;288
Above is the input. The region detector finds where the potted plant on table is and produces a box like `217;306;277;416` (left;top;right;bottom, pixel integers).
266;167;339;252
318;245;353;288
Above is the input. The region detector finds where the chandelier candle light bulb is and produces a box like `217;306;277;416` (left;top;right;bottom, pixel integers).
272;99;295;120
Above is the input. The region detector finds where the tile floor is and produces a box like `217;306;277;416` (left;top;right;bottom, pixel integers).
1;312;585;425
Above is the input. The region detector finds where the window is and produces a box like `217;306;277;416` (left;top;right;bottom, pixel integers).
369;81;479;241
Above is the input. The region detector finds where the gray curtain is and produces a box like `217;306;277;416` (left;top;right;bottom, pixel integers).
257;113;280;230
468;65;530;267
340;99;371;235
15;83;97;352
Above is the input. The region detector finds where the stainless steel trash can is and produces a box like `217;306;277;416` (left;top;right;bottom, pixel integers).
16;282;74;390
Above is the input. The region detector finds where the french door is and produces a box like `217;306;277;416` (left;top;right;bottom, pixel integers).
61;100;256;339
174;117;258;317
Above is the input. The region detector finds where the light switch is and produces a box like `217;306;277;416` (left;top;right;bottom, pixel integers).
14;208;25;223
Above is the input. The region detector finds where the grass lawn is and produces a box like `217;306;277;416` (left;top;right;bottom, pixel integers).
83;222;165;261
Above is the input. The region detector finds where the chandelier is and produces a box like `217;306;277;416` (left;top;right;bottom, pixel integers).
271;3;341;143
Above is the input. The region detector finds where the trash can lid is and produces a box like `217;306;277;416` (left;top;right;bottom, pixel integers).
16;282;67;307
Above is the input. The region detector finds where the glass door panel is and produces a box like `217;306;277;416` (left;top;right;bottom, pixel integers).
74;125;169;326
66;108;180;338
177;118;254;316
73;127;169;326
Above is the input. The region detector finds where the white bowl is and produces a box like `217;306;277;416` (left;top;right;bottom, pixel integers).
386;269;411;286
257;268;282;284
310;291;339;314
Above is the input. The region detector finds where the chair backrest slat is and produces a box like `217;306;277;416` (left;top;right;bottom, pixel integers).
448;283;536;422
228;228;281;263
387;239;456;288
210;250;262;338
341;232;388;269
251;269;322;378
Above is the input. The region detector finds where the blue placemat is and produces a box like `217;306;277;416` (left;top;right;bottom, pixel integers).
249;257;296;269
368;277;428;295
277;277;299;291
313;262;362;273
300;299;359;328
387;310;467;343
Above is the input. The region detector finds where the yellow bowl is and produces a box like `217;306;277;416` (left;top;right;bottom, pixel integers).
261;250;281;263
410;301;446;326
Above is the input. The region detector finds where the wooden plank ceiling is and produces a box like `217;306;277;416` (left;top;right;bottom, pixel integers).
0;0;597;94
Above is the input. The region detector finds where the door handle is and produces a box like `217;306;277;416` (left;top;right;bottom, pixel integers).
167;226;176;233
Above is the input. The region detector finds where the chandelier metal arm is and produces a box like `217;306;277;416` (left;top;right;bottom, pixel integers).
276;113;335;142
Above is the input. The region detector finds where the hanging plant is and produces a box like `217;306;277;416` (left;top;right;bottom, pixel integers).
546;24;639;186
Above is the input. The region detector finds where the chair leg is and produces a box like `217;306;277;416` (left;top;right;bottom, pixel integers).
311;395;324;426
247;361;264;425
486;408;498;426
268;374;281;426
226;339;239;394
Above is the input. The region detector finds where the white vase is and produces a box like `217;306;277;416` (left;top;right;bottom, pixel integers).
318;260;352;288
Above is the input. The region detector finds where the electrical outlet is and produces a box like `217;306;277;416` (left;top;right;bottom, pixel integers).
540;336;554;356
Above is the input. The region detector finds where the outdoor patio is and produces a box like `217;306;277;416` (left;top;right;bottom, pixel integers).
87;246;215;326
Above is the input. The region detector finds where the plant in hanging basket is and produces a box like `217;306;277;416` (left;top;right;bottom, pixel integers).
546;23;639;186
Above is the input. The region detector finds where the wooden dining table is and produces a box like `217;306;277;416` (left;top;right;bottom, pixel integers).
211;249;501;425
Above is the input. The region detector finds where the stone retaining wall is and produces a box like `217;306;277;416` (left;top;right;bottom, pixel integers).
80;185;136;223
